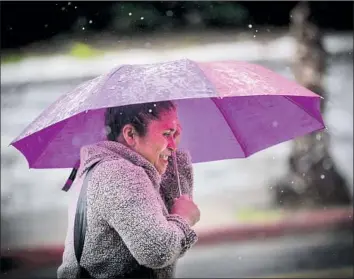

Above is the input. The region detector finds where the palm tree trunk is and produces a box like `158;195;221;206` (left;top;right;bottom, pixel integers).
272;2;351;208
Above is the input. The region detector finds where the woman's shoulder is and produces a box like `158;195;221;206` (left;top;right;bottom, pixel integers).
90;158;149;188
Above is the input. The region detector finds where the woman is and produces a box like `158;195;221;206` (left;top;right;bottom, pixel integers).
57;101;200;278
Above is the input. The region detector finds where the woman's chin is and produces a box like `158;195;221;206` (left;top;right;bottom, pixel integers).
156;163;168;175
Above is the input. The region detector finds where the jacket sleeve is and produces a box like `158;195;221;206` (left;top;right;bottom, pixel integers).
160;149;194;212
91;159;198;269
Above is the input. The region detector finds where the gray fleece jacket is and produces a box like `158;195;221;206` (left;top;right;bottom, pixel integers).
57;141;198;278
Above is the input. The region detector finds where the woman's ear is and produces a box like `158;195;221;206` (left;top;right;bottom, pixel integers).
121;124;137;147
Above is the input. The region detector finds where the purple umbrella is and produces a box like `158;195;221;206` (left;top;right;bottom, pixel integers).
11;59;325;169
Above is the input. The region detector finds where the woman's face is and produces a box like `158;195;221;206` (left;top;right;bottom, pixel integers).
134;108;181;174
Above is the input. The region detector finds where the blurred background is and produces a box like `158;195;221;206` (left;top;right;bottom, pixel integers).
1;1;353;278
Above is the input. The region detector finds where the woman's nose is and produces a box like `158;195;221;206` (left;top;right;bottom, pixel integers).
167;138;177;151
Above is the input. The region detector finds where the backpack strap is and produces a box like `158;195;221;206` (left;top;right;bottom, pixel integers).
73;162;99;277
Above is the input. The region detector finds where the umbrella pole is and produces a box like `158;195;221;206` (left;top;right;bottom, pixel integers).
172;151;182;197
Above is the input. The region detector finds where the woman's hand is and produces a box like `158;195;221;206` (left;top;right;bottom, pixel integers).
171;194;200;227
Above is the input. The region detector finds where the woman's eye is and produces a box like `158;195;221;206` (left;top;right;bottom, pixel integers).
163;132;172;137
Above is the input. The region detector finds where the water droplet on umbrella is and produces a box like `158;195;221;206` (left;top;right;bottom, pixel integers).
72;136;81;147
320;174;325;179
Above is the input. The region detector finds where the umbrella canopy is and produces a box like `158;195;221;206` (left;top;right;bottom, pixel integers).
11;59;325;169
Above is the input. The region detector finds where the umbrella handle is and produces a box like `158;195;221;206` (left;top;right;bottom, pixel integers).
171;151;182;197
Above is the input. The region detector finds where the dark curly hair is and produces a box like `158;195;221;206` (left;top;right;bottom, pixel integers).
105;101;176;141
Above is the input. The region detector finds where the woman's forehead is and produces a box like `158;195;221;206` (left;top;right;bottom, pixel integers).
151;110;179;130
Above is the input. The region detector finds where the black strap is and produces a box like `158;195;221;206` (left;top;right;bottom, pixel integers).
73;162;99;278
72;161;154;279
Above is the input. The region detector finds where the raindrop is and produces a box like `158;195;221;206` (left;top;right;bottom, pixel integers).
148;109;152;113
89;20;93;24
272;121;278;127
144;42;151;48
269;186;273;189
238;256;242;260
140;17;144;20
291;181;294;184
166;10;174;17
44;24;48;28
272;156;275;160
109;86;116;90
253;35;256;38
61;7;66;11
105;126;112;135
302;173;306;177
119;112;123;115
322;158;332;170
316;133;322;141
281;190;284;193
75;6;77;9
320;174;325;179
129;12;132;16
248;24;252;28
266;29;270;32
68;2;71;5
255;29;258;33
82;27;85;30
153;104;157;107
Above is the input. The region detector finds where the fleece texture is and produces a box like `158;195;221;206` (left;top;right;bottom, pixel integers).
57;141;197;278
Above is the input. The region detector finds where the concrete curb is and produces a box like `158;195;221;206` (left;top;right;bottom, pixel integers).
1;207;352;273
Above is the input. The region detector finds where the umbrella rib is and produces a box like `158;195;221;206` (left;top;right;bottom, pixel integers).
33;116;72;168
211;98;247;157
283;95;324;126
